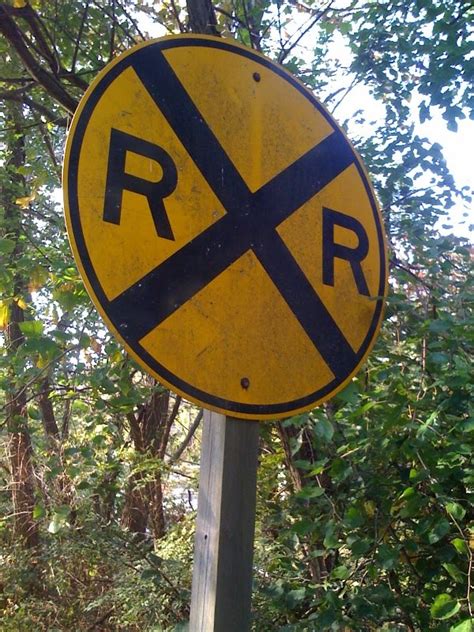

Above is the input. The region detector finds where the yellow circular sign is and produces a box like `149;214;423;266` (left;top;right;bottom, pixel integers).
64;35;388;420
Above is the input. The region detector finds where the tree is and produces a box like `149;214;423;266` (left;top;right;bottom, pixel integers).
0;0;472;630
2;101;39;549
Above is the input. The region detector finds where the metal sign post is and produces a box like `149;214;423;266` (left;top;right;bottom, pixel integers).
190;412;260;631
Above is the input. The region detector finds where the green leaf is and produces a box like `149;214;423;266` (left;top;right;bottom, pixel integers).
291;459;313;470
459;419;474;433
296;485;325;500
336;381;359;404
331;565;350;580
63;447;80;457
291;518;316;536
442;562;464;583
314;417;334;442
447;119;458;132
430;594;461;620
27;404;41;420
347;536;371;556
54;505;71;519
429;352;450;364
284;413;309;428
32;504;45;519
449;620;473;632
452;538;469;556
286;587;306;608
399;493;426;518
308;459;328;475
48;517;61;534
329;458;352;482
19;320;44;336
429;319;451;333
419;101;430;122
290;431;303;456
344;506;365;528
148;553;162;567
324;526;340;549
428;518;450;544
377;544;399;570
339;22;352;34
446;502;466;521
0;238;16;254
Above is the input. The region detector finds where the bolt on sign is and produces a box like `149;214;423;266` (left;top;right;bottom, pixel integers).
63;35;388;420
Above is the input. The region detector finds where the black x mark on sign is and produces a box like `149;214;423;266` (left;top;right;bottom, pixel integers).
98;47;363;382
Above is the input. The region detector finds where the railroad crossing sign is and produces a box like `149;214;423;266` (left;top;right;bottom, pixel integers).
63;35;388;420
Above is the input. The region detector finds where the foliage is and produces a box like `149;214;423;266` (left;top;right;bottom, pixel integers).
0;0;473;630
0;522;191;630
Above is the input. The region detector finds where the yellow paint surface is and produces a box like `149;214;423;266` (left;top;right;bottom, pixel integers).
77;66;226;301
141;250;334;405
278;164;380;353
164;47;333;192
64;35;387;419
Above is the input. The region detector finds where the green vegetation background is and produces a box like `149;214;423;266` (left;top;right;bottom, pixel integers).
0;0;472;630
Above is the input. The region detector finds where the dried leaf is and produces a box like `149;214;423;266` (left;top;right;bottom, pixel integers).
0;302;10;329
28;265;49;292
15;192;36;209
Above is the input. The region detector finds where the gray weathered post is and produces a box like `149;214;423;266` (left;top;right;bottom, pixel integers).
189;411;260;632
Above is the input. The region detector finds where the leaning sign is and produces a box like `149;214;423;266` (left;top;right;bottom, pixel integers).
63;35;388;420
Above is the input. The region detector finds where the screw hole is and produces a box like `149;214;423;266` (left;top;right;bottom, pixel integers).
253;72;261;82
240;377;250;390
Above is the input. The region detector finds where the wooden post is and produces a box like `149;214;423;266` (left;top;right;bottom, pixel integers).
189;411;260;632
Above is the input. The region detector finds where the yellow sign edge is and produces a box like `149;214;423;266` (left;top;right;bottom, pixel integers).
63;34;389;421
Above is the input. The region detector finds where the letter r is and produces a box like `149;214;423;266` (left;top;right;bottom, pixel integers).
103;128;178;240
322;207;370;296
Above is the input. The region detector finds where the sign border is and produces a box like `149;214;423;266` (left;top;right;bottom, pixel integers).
63;34;388;420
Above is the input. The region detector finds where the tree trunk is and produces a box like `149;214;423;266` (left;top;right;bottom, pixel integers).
7;426;38;548
121;471;149;535
147;471;166;540
121;385;176;541
38;376;60;439
186;0;218;35
6;306;38;547
277;421;335;584
3;104;39;548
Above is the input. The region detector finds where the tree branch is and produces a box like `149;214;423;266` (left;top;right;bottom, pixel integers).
186;0;219;35
169;409;203;464
0;89;67;127
0;5;79;114
71;0;90;73
36;118;62;180
13;3;88;91
16;4;60;74
169;0;186;33
278;0;334;63
390;257;434;291
0;75;33;84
